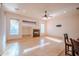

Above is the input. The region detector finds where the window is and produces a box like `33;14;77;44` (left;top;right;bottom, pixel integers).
10;19;19;35
40;23;45;33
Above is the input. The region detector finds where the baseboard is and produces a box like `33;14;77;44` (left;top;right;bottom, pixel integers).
46;35;63;39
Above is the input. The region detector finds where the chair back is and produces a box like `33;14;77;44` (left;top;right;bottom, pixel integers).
70;38;75;56
64;33;69;43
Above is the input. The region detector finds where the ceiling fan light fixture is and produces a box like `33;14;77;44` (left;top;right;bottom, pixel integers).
42;10;51;20
44;14;47;17
43;17;48;20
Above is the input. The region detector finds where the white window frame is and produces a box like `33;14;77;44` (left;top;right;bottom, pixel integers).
9;18;19;35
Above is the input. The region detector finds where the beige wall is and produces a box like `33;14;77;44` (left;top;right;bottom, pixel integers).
22;19;47;37
22;26;32;36
0;4;3;55
0;4;6;55
5;8;79;40
21;17;40;36
5;11;43;40
46;10;79;39
5;12;23;40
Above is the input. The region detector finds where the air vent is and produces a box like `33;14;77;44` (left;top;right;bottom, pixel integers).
76;7;79;10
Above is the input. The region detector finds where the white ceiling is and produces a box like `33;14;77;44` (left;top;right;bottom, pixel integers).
3;3;79;19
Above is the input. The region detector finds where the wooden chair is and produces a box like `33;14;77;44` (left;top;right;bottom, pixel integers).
72;39;79;56
70;38;75;56
64;33;73;55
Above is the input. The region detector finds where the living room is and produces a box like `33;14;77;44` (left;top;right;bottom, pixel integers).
0;3;79;56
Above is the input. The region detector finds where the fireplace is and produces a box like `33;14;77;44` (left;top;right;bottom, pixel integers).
33;29;40;37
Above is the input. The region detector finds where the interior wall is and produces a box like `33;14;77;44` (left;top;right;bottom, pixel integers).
5;12;23;40
21;18;40;37
46;10;79;39
5;11;41;40
22;26;32;36
0;4;3;55
0;4;6;55
5;11;48;40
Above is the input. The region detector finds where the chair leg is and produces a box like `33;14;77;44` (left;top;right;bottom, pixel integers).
65;45;70;55
72;46;75;56
68;45;69;51
65;45;68;55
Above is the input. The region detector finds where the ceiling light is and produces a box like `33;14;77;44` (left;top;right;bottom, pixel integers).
42;10;51;20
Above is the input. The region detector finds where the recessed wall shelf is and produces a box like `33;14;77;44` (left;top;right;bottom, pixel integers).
22;20;36;24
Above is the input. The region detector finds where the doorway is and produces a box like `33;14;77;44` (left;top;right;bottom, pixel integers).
40;23;45;36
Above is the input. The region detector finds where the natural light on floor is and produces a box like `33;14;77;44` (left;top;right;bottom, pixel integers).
2;37;63;56
45;36;63;43
2;42;20;56
23;42;50;54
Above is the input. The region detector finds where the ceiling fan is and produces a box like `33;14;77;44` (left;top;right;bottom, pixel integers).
42;10;52;20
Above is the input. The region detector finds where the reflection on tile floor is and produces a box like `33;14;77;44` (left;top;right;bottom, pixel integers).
2;36;65;56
